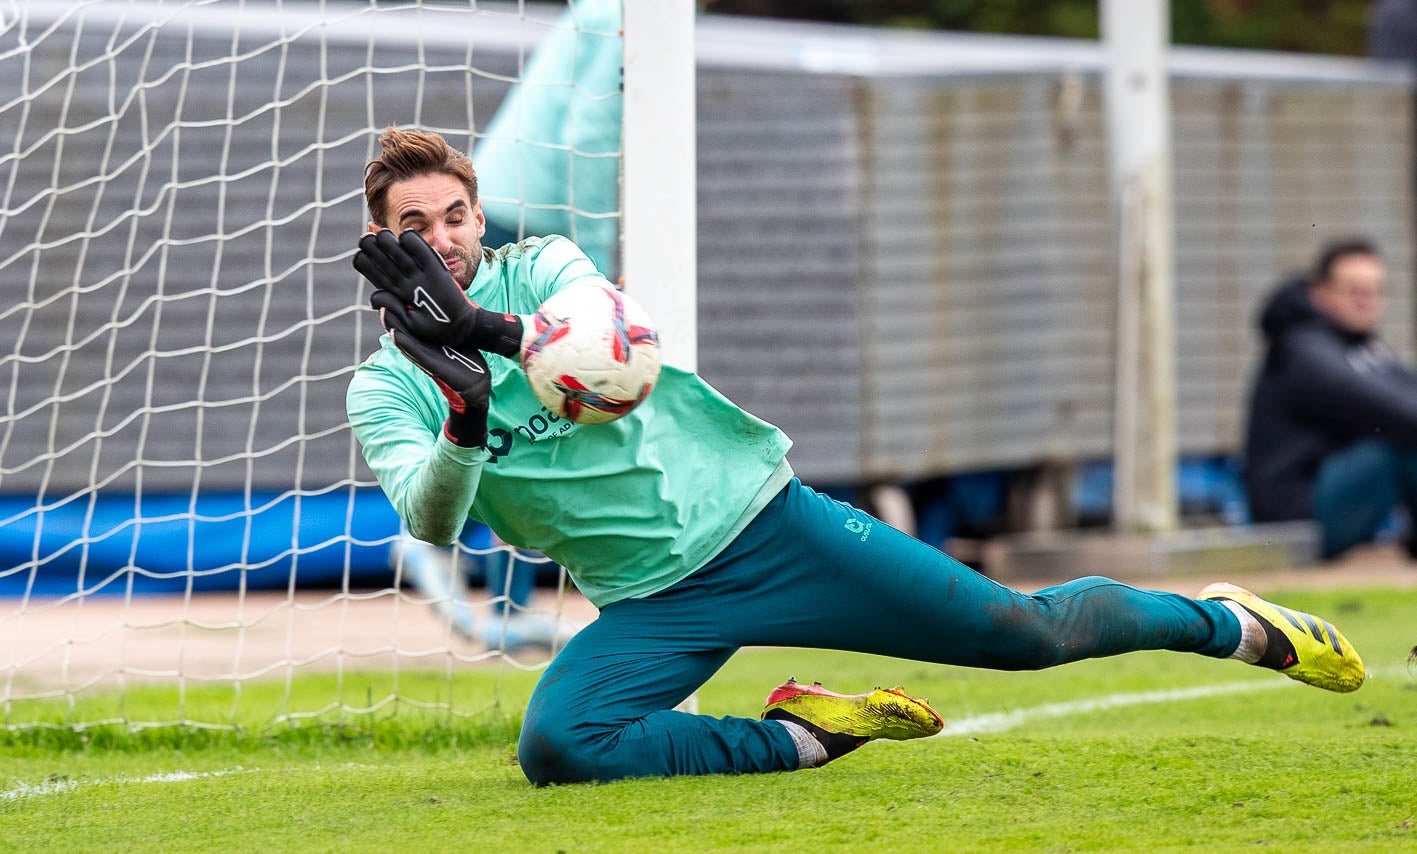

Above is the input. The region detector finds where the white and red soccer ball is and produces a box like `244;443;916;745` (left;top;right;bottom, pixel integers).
520;286;661;425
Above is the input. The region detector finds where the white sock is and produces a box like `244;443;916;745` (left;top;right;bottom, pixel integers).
1219;600;1266;664
776;720;828;769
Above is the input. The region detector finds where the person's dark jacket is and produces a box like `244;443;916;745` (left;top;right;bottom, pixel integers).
1245;275;1417;522
1369;0;1417;62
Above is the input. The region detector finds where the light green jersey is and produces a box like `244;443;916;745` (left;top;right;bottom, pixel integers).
347;236;793;608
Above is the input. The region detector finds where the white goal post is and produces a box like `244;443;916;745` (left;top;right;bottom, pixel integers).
0;0;695;732
621;0;697;372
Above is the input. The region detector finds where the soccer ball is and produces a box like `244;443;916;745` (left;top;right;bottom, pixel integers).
520;286;661;425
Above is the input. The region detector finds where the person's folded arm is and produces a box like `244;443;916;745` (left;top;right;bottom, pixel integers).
1278;328;1417;445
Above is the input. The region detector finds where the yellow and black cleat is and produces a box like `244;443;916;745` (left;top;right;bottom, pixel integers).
1199;582;1366;693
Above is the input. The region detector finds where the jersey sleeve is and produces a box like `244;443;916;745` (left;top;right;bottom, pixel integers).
346;348;491;545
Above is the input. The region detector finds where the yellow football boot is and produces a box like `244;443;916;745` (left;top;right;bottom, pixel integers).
1198;582;1365;693
762;678;943;763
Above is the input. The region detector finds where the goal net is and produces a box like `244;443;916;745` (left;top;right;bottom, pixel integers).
0;0;649;732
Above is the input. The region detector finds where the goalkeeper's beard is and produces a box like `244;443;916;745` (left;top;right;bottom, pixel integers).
446;242;481;288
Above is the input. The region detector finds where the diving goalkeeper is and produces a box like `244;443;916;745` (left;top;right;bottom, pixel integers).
346;127;1366;787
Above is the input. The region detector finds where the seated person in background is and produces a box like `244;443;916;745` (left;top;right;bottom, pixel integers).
1245;238;1417;559
1368;0;1417;63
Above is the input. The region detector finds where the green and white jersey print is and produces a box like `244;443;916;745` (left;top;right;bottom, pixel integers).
348;235;793;608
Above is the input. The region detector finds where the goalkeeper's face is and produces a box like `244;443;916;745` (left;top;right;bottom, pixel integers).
370;172;485;288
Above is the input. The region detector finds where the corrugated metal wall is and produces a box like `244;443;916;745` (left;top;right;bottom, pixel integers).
851;76;1115;479
834;71;1414;481
695;69;865;483
3;5;1413;497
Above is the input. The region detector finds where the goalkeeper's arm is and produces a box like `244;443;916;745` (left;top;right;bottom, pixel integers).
349;228;527;544
347;293;495;545
347;362;488;546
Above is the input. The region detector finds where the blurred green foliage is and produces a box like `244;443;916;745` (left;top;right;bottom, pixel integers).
711;0;1377;56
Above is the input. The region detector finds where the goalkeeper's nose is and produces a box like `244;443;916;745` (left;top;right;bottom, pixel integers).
424;224;455;256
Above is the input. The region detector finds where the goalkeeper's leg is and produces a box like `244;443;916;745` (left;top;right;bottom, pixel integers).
517;585;943;785
708;478;1236;666
518;478;1361;785
516;607;795;785
708;479;1360;688
519;474;1225;785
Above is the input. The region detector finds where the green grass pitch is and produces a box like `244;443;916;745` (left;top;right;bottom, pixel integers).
2;586;1415;851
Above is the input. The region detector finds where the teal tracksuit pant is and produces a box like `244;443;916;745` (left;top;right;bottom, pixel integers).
517;478;1243;785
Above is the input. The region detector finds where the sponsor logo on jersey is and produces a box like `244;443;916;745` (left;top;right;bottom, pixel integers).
485;405;576;463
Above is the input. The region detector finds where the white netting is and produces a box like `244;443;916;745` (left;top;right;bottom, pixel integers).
0;0;619;730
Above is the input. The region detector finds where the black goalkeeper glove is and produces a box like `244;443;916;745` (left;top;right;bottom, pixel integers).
353;228;524;359
372;290;491;448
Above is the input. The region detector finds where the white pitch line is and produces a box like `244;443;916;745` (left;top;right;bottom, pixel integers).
935;663;1415;738
933;678;1291;737
0;776;79;800
0;767;253;802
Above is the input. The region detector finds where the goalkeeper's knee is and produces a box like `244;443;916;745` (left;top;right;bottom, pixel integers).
517;718;602;786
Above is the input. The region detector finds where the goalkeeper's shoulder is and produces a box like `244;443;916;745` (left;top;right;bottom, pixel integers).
499;234;610;293
499;233;591;266
346;338;436;419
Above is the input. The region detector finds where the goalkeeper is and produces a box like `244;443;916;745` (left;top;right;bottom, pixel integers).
388;0;621;652
347;127;1367;787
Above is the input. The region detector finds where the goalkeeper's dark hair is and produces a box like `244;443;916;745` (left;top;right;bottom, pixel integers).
364;127;479;227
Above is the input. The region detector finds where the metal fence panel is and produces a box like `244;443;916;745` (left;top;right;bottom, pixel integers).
695;70;865;483
855;75;1115;477
5;7;1413;493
